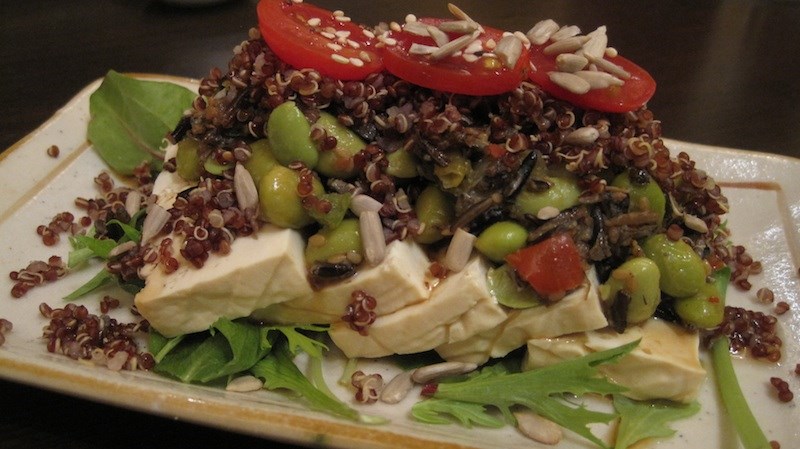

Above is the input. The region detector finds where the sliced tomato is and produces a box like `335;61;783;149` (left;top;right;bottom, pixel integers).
505;233;585;299
380;18;530;96
256;0;383;80
528;44;656;113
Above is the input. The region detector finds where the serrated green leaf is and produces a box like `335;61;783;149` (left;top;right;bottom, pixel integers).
411;398;505;428
613;396;700;449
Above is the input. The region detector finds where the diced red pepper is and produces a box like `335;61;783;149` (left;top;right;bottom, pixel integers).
505;233;585;299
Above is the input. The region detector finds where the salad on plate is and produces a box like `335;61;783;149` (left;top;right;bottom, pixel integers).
3;1;796;448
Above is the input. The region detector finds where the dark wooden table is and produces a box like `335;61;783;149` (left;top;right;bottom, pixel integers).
1;1;799;448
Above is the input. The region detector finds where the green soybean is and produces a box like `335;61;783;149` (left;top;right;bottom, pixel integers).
414;185;455;244
611;171;666;223
258;165;323;229
514;172;581;217
267;101;319;168
475;221;528;262
600;257;661;324
674;266;729;328
642;234;706;298
385;148;419;178
175;138;202;182
244;138;278;186
315;111;366;179
304;218;362;265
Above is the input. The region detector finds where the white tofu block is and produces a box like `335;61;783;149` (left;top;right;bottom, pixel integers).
135;225;311;337
252;239;431;324
329;257;506;358
436;269;608;364
524;318;707;403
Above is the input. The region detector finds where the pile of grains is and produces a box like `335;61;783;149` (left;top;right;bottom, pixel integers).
39;302;153;371
705;306;782;362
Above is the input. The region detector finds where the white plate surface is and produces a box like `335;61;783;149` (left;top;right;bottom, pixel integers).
0;75;798;449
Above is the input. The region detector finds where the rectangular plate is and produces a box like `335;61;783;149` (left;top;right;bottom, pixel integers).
1;76;798;449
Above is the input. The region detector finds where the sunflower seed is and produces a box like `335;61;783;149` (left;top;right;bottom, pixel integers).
350;194;384;214
548;71;591;94
526;19;559;45
443;228;477;272
234;163;258;211
581;26;608;61
124;191;142;218
555;53;588;72
684;213;709;233
409;43;438;55
589;55;631;79
359;210;386;265
426;25;451;47
543;36;589;55
495;34;523;69
141;204;170;244
564;126;601;145
514;410;563;445
437;19;478;34
108;241;137;258
536;205;561;220
430;30;480;60
574;70;624;89
403;20;431;37
550;25;581;41
411;361;478;384
380;371;414;404
226;375;264;392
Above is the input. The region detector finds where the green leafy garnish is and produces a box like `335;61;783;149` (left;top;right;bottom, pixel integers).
418;341;638;448
612;395;700;449
63;269;114;300
88;70;195;174
412;398;505;428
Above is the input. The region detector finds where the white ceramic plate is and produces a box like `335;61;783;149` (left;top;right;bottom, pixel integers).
1;75;798;449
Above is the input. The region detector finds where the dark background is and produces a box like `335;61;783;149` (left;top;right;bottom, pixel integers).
1;1;799;448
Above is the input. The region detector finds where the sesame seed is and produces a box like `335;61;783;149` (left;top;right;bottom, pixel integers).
349;57;365;67
605;47;619;58
326;42;343;51
320;31;336;39
484;38;496;50
347;39;361;49
331;53;350;64
335;30;351;38
390;21;402;32
514;30;531;47
332;10;344;17
383;37;398;46
291;0;302;3
362;29;375;39
307;17;321;27
405;13;417;23
359;50;372;62
463;53;480;63
338;16;352;23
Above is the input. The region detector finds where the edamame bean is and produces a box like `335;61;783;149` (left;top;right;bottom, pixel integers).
175;138;202;182
641;234;706;298
258;165;323;229
434;152;471;189
267;101;319;168
414;185;455;244
385;148;419;178
244;139;278;185
486;264;543;309
600;257;661;324
305;218;363;265
674;282;725;328
315;112;365;179
514;171;581;217
611;171;666;223
475;221;528;262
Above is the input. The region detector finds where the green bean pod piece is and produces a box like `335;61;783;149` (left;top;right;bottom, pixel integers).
315;111;366;179
414;185;455;244
267;101;319;168
641;234;706;298
434;152;471;189
385;148;419;178
305;218;363;265
600;257;661;325
475;221;528;262
258;165;323;229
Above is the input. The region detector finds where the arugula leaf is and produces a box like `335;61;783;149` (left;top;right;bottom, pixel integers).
613;396;700;449
153;318;275;383
105;218;142;243
63;269;114;300
412;398;505;428
266;325;329;358
250;342;367;423
88;70;195;175
427;341;638;449
70;235;118;261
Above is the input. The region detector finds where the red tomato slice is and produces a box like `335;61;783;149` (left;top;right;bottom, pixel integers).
256;0;383;80
380;18;531;96
505;233;585;298
528;44;656;113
